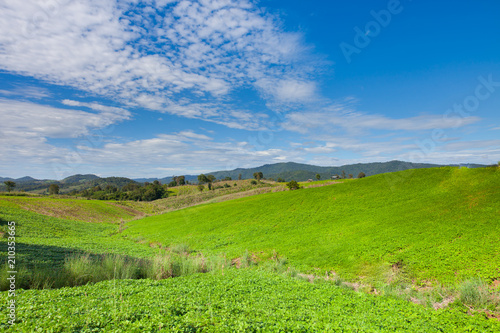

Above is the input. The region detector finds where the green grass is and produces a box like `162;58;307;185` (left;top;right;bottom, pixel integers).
0;196;140;223
1;167;499;330
122;167;500;285
0;200;157;273
1;269;499;332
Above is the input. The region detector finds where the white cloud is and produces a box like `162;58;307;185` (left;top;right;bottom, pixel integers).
256;78;317;103
61;99;130;116
0;99;130;139
0;98;132;178
0;0;317;128
72;131;299;177
284;103;481;134
0;86;51;99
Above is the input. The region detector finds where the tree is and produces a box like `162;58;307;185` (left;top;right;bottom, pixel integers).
238;173;242;180
197;184;204;192
341;170;346;179
4;181;16;192
286;180;300;190
49;184;59;195
207;174;216;183
208;183;212;190
316;174;321;181
105;184;117;193
348;174;353;179
122;182;139;192
253;172;263;181
224;176;232;181
174;176;185;186
358;172;366;178
198;174;209;184
277;177;285;183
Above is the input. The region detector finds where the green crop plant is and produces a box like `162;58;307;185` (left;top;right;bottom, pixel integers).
1;270;499;332
122;167;500;285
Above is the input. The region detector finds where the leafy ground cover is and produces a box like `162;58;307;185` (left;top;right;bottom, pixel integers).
1;269;499;332
122;167;500;285
1;167;499;330
0;200;157;272
0;196;139;223
1;179;278;221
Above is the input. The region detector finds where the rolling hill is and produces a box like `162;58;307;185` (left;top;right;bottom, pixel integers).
1;166;499;331
123;166;500;284
1;161;488;192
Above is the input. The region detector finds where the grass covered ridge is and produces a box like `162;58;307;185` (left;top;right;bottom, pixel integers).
123;167;500;285
0;196;140;223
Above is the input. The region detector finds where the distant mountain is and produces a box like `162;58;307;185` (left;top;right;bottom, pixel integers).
198;161;445;182
90;177;138;188
0;174;137;194
134;160;489;184
1;160;491;192
62;174;100;184
0;176;39;183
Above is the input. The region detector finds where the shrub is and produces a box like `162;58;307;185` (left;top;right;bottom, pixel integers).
358;172;366;178
250;180;258;185
286;180;299;190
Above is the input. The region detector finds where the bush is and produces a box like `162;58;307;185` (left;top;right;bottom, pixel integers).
358;172;366;178
250;180;258;185
286;180;300;190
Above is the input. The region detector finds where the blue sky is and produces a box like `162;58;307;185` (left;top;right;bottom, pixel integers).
0;0;499;179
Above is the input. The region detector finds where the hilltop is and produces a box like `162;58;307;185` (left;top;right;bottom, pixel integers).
1;166;499;331
123;166;500;284
1;161;489;193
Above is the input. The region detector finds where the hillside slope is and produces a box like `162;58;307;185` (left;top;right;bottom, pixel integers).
123;167;500;284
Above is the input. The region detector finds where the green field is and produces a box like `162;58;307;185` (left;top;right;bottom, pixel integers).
0;199;157;271
1;269;499;332
122;167;500;284
0;196;141;223
1;166;499;331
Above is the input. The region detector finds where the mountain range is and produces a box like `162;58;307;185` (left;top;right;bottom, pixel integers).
0;160;489;193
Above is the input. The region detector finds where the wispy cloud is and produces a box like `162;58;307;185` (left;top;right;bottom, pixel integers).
0;0;317;129
284;100;481;134
0;86;52;99
0;99;130;139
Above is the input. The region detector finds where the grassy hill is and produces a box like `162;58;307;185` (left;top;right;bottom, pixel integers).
0;196;142;223
1;166;499;331
123;166;500;285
